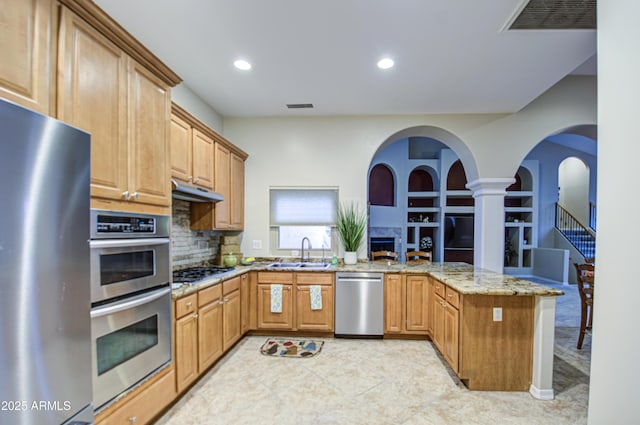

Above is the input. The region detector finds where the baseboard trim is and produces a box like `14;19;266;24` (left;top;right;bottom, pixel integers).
529;384;555;400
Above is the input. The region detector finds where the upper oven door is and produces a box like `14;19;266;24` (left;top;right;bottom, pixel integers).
90;238;170;303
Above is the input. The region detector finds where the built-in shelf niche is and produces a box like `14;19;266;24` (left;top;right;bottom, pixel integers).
504;162;538;273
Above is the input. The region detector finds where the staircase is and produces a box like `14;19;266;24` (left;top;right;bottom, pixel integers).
556;203;596;260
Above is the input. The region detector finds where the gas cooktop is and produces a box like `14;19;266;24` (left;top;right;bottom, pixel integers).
172;266;235;284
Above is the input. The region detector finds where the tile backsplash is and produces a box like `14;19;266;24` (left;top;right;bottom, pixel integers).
171;199;221;270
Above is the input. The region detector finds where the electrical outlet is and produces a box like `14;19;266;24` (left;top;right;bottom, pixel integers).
252;240;262;250
291;250;299;257
493;307;503;322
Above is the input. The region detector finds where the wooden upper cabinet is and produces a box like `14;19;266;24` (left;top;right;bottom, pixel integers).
170;106;214;191
0;0;57;114
58;7;172;213
191;129;214;189
128;60;171;207
214;143;231;228
170;113;192;183
230;152;245;229
57;7;129;202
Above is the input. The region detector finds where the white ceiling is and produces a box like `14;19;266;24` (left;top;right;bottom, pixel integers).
95;0;596;118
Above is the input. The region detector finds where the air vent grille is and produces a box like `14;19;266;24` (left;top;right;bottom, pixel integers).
510;0;596;30
286;103;314;109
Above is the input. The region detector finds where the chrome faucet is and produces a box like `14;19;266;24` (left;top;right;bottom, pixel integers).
301;237;311;262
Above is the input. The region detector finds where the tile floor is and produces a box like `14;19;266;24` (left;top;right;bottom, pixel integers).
155;282;591;425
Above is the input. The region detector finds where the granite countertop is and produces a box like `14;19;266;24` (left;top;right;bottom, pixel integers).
171;261;563;299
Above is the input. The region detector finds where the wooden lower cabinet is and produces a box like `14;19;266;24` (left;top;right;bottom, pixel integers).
295;273;334;332
430;280;459;372
431;288;445;351
384;274;403;333
222;277;241;350
256;272;334;331
443;300;460;372
241;273;250;333
95;366;175;425
384;274;429;335
174;275;246;395
174;294;199;393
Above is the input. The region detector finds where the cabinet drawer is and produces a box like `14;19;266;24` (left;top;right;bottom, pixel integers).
433;280;446;298
296;272;333;285
175;294;197;319
223;276;241;295
198;284;222;307
99;368;175;425
257;272;294;284
445;287;460;309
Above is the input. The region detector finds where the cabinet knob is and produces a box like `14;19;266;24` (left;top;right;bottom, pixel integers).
188;176;193;181
194;314;198;319
194;177;200;183
129;417;137;423
131;192;139;199
122;191;130;199
186;302;192;307
448;294;453;298
219;300;225;305
224;298;229;302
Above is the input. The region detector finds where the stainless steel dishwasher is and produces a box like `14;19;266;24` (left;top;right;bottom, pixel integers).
335;272;384;337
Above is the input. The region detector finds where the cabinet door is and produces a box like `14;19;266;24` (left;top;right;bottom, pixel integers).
170;113;192;182
0;0;56;114
198;300;223;371
192;129;214;190
431;294;445;352
222;289;241;351
443;303;459;373
296;285;334;331
405;276;429;332
175;313;198;393
128;59;171;207
240;273;250;334
230;152;245;229
58;8;128;201
214;143;231;228
257;284;293;329
384;274;403;333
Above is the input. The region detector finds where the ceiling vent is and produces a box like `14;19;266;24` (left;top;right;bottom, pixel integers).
286;103;314;109
509;0;596;30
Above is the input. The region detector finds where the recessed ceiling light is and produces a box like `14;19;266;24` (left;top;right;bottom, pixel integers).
234;59;252;70
377;58;394;70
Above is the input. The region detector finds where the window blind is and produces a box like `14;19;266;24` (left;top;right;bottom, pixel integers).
270;188;338;225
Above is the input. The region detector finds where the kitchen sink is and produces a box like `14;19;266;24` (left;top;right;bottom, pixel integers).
267;261;331;270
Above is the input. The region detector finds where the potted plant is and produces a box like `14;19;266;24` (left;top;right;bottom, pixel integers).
337;201;367;265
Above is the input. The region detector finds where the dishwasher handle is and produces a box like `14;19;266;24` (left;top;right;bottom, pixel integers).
337;277;383;283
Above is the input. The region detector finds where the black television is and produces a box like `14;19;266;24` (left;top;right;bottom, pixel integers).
444;215;474;249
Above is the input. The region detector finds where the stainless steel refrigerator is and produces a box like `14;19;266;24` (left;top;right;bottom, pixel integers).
0;99;94;424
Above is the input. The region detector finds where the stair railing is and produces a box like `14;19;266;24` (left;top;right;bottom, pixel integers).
555;203;596;259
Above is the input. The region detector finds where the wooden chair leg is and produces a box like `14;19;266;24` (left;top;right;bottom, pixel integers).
577;304;587;349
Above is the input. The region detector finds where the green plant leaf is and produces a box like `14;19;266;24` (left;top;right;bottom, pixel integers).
337;201;367;252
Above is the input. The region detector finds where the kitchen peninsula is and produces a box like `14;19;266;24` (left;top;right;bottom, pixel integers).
171;261;562;402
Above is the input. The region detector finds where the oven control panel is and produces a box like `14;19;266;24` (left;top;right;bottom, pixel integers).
91;210;170;239
97;215;155;233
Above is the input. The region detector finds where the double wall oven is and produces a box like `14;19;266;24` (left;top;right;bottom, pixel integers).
89;210;172;410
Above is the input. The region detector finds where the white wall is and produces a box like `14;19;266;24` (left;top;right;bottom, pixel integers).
224;77;596;261
172;83;224;132
558;157;590;225
588;1;640;423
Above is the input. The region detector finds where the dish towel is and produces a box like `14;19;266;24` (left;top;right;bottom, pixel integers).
270;284;283;313
309;285;323;311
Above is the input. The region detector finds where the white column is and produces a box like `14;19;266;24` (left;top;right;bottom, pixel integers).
530;295;557;400
466;178;514;272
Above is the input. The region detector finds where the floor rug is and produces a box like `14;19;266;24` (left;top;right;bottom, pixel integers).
260;338;324;358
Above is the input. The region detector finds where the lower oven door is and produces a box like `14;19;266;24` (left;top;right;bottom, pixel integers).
90;286;172;409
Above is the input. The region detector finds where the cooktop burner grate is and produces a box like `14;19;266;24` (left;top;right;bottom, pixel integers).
172;266;235;284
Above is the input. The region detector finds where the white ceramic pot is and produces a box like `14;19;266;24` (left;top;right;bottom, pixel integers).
344;251;358;265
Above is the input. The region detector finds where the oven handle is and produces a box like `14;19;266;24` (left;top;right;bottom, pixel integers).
91;287;171;318
90;238;170;249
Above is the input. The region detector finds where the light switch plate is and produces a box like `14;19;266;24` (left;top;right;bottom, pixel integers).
493;307;503;321
252;240;262;249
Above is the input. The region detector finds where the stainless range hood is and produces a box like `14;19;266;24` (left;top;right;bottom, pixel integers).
171;179;224;203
